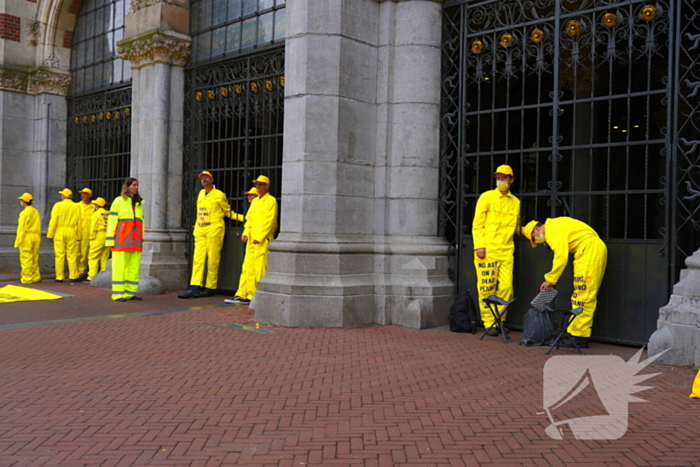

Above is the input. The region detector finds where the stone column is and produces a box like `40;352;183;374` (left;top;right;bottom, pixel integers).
649;247;700;367
253;0;452;329
116;0;191;292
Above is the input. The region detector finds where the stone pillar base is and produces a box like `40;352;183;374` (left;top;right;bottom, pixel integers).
649;248;700;368
253;234;453;329
138;229;188;292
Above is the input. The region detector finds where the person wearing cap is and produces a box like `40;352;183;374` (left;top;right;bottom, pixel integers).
178;171;245;299
86;197;110;282
522;217;607;349
472;164;520;336
226;175;278;305
47;188;83;282
106;177;145;301
14;193;42;283
76;188;96;280
223;187;259;304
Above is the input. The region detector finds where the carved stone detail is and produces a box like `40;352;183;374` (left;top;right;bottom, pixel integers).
117;31;191;68
28;21;40;47
0;66;71;96
129;0;189;13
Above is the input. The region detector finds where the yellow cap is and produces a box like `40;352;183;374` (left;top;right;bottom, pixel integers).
18;193;33;202
58;188;73;197
198;171;213;178
252;175;270;185
494;165;514;177
78;188;93;195
93;197;106;207
244;187;258;195
522;220;539;248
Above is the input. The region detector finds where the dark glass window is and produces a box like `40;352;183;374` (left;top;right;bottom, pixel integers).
190;0;286;64
70;0;132;95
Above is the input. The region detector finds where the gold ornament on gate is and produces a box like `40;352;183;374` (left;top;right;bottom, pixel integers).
602;13;618;27
251;83;259;93
500;34;513;48
106;112;112;120
531;29;544;43
234;85;243;94
641;5;658;21
280;76;285;87
91;115;96;123
125;108;131;116
220;87;229;97
74;117;79;124
567;20;582;35
196;91;203;101
207;90;216;100
98;112;104;120
265;80;273;91
471;40;483;54
115;111;121;120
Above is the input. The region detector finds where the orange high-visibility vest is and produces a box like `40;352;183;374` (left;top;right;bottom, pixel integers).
106;196;144;252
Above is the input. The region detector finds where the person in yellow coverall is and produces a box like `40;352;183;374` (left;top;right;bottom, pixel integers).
14;193;42;284
106;178;145;301
76;188;96;279
472;165;520;336
226;176;278;305
522;217;607;349
86;197;110;282
178;171;245;299
47;188;82;282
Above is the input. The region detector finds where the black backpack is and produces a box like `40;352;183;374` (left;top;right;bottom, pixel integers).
520;308;554;346
448;291;480;334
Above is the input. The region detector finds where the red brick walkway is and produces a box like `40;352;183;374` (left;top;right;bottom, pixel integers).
0;281;698;466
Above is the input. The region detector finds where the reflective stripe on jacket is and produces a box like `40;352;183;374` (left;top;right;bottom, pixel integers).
106;196;145;252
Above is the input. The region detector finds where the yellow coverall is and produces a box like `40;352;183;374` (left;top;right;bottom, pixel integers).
47;199;82;281
235;193;278;300
190;186;240;290
77;201;96;275
87;206;110;280
106;196;145;300
472;188;520;327
14;205;42;283
542;217;607;338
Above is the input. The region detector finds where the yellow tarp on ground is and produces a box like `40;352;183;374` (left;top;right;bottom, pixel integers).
691;370;700;399
0;285;63;303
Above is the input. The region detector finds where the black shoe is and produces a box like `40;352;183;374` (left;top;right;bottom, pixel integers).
178;289;200;299
128;296;143;301
70;278;81;283
115;298;126;302
55;279;63;283
239;298;251;305
485;328;499;337
562;335;589;349
198;289;215;298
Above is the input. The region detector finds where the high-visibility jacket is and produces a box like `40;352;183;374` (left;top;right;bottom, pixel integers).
14;205;41;248
472;188;520;255
194;186;236;234
47;199;82;240
243;193;278;243
106;196;144;252
90;207;109;239
542;217;603;285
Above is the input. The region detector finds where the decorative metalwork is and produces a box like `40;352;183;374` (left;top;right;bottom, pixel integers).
67;87;132;204
69;0;132;95
500;34;514;47
440;0;698;345
207;89;216;99
641;5;658;21
183;49;284;289
471;40;484;53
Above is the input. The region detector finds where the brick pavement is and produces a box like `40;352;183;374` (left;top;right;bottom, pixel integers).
0;279;698;466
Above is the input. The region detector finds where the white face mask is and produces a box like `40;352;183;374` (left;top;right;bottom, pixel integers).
534;233;546;244
496;180;510;191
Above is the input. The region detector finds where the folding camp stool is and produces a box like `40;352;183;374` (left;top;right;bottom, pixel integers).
545;306;585;356
478;295;516;344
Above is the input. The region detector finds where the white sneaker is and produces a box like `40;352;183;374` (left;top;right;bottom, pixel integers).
224;296;241;304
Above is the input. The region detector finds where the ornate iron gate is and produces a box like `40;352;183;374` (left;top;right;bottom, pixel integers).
440;0;700;344
183;49;284;291
67;87;132;202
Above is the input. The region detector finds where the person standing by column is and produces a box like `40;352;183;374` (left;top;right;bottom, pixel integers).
47;189;82;282
472;165;520;336
106;178;144;302
86;197;110;283
76;188;95;280
522;217;607;349
14;193;42;284
227;176;278;305
178;171;244;299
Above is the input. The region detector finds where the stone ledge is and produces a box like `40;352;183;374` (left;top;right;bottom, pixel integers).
0;66;70;96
